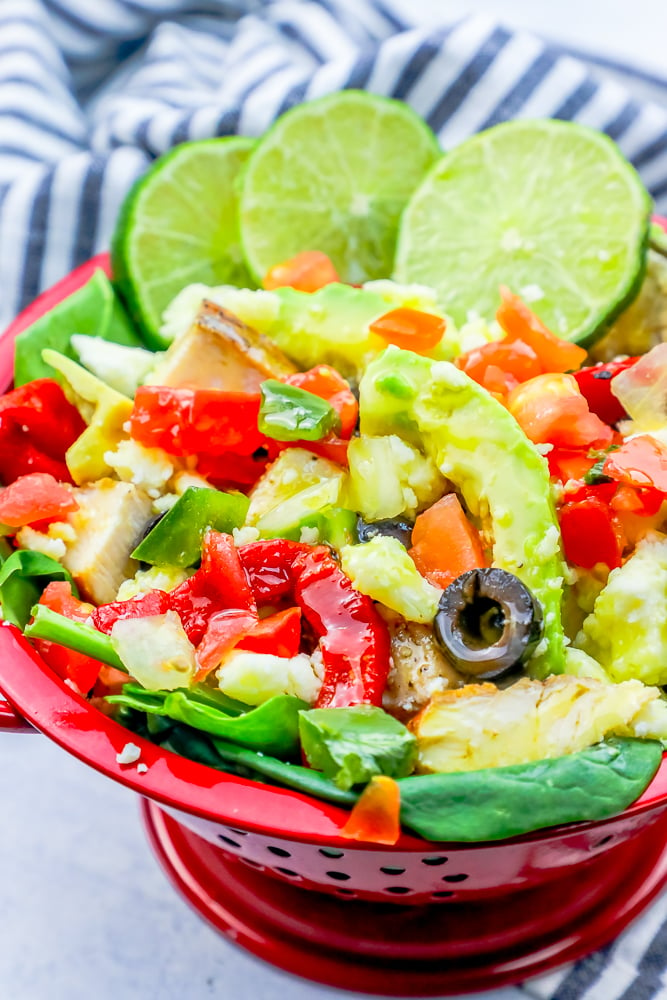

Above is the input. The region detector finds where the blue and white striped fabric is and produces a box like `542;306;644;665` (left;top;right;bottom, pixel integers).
1;3;667;997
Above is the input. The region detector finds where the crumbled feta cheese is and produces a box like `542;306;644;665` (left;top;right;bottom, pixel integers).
116;743;142;765
16;526;66;561
233;526;260;546
172;470;211;495
299;526;320;545
520;284;544;303
136;763;148;774
535;442;553;455
48;521;77;544
152;493;179;514
534;525;561;562
104;439;174;494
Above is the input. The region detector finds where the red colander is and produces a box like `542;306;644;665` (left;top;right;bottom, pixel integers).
2;254;667;997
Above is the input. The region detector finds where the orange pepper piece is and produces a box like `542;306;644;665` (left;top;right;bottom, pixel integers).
341;775;401;845
263;251;340;292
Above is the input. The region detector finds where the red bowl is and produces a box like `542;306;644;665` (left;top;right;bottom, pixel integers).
3;254;667;994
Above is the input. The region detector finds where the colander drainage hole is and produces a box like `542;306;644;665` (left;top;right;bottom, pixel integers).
267;846;292;858
594;835;614;848
227;828;248;837
384;886;412;895
275;867;300;879
218;835;241;849
319;848;345;859
325;871;351;881
432;891;455;899
421;856;448;866
380;867;406;876
336;888;356;897
442;873;469;883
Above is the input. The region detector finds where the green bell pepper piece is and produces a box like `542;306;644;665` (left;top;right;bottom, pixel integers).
131;486;250;567
258;380;341;441
263;506;358;549
0;553;77;629
299;705;417;790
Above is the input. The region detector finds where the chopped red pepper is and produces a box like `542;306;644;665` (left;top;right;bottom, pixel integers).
559;498;624;570
238;607;302;658
369;307;446;354
341;775;401;845
0;379;85;485
0;472;78;528
263;251;340;293
33;581;101;694
200;530;256;611
130;386;264;457
548;448;597;484
91;590;172;634
603;435;667;493
497;287;587;373
239;539;391;707
195;608;259;679
196;450;270;490
573;358;638;425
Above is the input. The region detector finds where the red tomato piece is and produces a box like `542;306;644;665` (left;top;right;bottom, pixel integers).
33;581;101;694
603;435;667;493
130;386;264;457
195;608;259;679
573;358;638;425
285;365;358;438
263;251;340;293
458;339;542;390
409;494;487;591
369;307;446;353
609;483;665;516
200;531;256;612
91;590;172;634
237;607;302;658
548;448;596;484
0;473;78;528
508;373;614;449
0;379;85;485
341;775;401;845
196;450;270;490
559;498;624;570
497;287;587;372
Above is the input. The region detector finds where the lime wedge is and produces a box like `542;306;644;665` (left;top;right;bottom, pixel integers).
395;119;651;346
112;137;255;349
239;91;441;286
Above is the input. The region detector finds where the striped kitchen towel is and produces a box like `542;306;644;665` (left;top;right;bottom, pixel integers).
1;3;667;999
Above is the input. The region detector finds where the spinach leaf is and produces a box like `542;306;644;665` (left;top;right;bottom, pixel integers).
0;551;76;628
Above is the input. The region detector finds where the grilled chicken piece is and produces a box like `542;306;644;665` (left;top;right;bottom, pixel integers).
410;675;667;774
146;299;297;391
380;609;464;720
62;479;154;604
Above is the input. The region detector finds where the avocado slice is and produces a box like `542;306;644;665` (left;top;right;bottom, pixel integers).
358;346;566;675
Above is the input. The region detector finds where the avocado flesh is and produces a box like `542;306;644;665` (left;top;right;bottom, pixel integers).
359;346;566;675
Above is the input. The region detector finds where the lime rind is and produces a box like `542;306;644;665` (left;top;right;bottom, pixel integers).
239;91;441;286
112;136;255;348
394;119;651;347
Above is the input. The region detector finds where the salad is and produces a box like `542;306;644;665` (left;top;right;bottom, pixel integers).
3;94;667;844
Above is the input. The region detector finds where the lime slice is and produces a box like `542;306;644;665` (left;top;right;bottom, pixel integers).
395;119;651;346
239;91;441;286
112;137;255;348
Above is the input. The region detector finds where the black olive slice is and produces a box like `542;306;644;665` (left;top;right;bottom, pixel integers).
356;516;413;548
433;568;543;680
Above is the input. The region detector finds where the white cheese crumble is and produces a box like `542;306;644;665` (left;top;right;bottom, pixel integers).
520;284;545;303
233;526;260;547
535;442;554;455
137;763;148;774
104;439;174;494
116;743;142;765
299;526;320;545
15;526;66;561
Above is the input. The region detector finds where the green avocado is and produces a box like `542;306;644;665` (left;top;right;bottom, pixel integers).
359;346;566;674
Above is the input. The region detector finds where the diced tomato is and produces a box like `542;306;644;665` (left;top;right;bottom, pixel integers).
130;386;264;457
0;472;78;528
369;307;446;354
458;339;542;392
559;498;624;570
573;358;638;425
237;606;302;658
548;448;596;484
409;494;487;590
195;608;259;679
200;531;256;611
32;581;101;694
497;287;587;372
479;364;519;398
609;483;664;516
508;373;614;449
93;666;131;698
602;435;667;493
263;251;340;293
341;775;401;845
0;379;85;485
196;450;270;489
285;366;358;438
91;590;172;634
